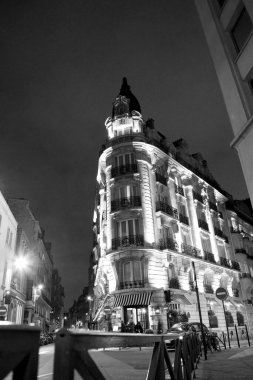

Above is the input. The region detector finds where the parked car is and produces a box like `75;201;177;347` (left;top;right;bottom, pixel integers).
165;322;210;349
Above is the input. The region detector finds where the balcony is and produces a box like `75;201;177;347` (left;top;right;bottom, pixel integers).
198;218;209;232
204;284;214;294
214;227;223;238
204;251;215;263
209;201;218;212
111;164;138;178
112;235;144;250
235;248;247;254
111;196;141;212
155;173;167;186
181;243;201;258
179;213;189;225
156;201;178;219
175;184;184;196
231;260;240;271
192;190;203;203
159;237;178;251
119;280;144;290
219;257;231;268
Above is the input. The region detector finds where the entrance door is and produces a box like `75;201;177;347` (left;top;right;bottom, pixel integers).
124;306;148;331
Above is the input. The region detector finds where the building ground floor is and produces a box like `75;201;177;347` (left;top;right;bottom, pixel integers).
93;287;253;336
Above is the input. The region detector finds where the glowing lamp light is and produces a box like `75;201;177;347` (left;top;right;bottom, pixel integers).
14;256;29;271
38;284;43;290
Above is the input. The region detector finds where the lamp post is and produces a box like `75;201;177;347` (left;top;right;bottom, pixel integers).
192;261;207;360
87;296;93;329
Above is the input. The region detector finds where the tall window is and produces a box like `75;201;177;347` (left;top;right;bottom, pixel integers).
231;7;253;53
112;184;139;200
162;225;173;240
217;241;226;258
116;219;140;238
182;230;192;246
201;236;212;253
114;153;135;167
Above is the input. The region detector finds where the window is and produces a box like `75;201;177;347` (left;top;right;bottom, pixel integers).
162;225;173;241
231;7;253;53
112;184;139;200
6;228;10;245
201;236;212;253
181;230;191;246
116;219;140;238
114;153;135;167
217;242;226;258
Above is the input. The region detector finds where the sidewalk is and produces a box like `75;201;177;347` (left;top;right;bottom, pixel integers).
195;346;253;380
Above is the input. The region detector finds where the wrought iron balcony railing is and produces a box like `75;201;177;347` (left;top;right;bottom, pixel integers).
112;234;144;250
111;163;138;178
209;201;217;212
179;213;189;225
204;284;214;294
155;172;167;186
235;248;247;254
192;190;203;203
159;237;178;251
231;260;240;271
111;196;141;212
214;227;223;238
119;280;144;289
219;257;231;268
198;218;209;232
204;251;215;263
181;243;201;258
156;201;178;219
175;184;184;196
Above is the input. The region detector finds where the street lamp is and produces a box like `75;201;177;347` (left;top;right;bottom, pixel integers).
87;296;93;329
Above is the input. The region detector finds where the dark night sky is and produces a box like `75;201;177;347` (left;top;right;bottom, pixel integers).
0;0;249;308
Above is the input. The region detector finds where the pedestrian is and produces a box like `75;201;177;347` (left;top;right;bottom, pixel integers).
121;321;126;332
134;322;143;333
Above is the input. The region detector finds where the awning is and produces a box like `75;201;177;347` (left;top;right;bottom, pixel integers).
229;298;244;308
113;292;152;307
205;297;219;305
171;294;191;305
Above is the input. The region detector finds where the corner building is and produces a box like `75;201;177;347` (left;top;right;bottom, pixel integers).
91;78;250;334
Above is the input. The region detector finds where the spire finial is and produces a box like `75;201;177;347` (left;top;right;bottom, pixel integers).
120;77;130;94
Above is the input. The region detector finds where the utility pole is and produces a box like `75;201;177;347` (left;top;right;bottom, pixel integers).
192;261;207;360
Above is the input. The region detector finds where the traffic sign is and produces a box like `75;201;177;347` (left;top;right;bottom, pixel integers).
0;305;7;316
215;287;228;300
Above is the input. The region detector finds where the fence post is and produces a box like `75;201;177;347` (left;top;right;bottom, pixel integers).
222;331;226;350
234;325;240;348
244;324;251;347
53;329;74;380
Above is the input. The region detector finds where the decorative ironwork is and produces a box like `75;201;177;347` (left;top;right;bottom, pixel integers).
156;201;178;219
181;243;201;258
111;234;144;250
192;190;203;203
155;172;167;186
214;227;223;238
198;218;209;231
204;251;215;263
111;164;138;178
179;213;189;225
111;196;141;212
119;280;144;289
160;237;178;251
209;201;217;211
175;184;184;196
219;257;231;268
231;260;240;271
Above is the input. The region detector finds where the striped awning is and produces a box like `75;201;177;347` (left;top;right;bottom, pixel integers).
113;292;152;307
171;294;192;305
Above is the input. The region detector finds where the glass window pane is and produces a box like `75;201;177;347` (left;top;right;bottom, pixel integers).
125;154;130;165
135;219;139;235
231;7;253;52
121;221;127;236
124;262;131;281
128;220;134;235
133;261;141;280
119;155;124;166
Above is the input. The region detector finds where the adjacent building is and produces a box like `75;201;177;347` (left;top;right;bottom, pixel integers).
195;0;253;206
50;268;65;331
0;191;18;321
90;78;253;335
8;199;53;331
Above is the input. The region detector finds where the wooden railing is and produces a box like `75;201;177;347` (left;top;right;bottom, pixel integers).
0;325;202;380
0;323;40;380
53;329;202;380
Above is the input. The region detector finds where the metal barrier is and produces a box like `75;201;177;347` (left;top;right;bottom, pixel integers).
0;323;40;380
53;329;202;380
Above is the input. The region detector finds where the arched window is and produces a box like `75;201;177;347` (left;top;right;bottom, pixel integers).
225;310;234;327
236;311;244;326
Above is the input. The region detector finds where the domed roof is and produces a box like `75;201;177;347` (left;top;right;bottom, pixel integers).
112;77;141;117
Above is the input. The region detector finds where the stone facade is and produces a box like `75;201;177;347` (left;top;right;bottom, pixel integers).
90;79;253;335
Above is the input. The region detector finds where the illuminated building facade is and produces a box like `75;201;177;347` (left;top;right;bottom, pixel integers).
195;0;253;207
91;78;252;334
